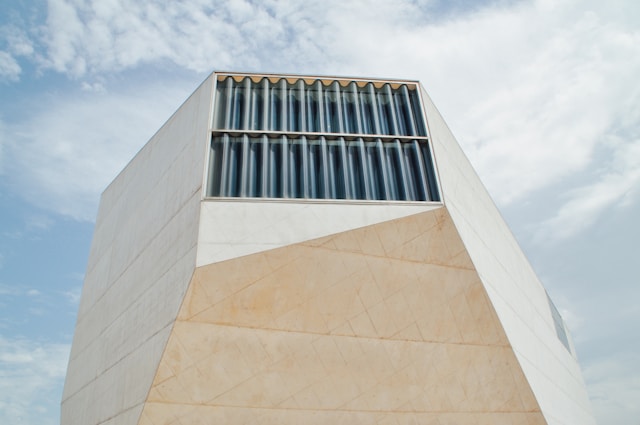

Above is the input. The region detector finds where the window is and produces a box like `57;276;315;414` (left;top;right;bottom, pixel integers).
547;293;573;354
208;74;440;202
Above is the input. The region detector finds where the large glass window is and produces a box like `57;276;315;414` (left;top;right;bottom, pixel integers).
213;76;427;136
208;74;440;202
209;134;438;201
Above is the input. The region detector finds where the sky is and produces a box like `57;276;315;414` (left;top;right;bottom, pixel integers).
0;0;638;424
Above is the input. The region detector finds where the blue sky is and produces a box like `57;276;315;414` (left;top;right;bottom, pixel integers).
1;0;639;424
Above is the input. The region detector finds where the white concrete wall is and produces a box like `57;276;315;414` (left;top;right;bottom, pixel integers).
196;200;441;267
421;87;596;425
61;74;215;425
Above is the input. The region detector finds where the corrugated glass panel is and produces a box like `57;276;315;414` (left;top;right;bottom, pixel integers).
209;134;439;201
213;76;428;137
209;74;440;202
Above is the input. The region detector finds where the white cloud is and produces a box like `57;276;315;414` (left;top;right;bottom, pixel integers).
25;214;55;231
0;24;34;81
44;0;87;75
80;80;106;92
584;353;640;425
537;137;640;240
63;285;81;305
0;119;5;174
26;289;42;297
1;81;190;220
1;24;35;58
42;0;285;74
0;283;20;296
0;336;70;425
0;51;21;81
407;0;640;206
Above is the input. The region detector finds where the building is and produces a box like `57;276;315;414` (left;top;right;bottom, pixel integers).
61;72;596;425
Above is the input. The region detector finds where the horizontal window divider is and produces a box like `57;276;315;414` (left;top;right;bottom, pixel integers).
216;72;420;89
210;129;430;143
202;195;443;206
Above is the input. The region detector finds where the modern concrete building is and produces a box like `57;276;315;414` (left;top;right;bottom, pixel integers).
62;72;596;425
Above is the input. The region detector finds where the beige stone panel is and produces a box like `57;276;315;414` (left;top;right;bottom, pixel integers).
139;207;545;424
348;309;380;338
378;209;473;270
373;207;440;256
347;264;384;311
178;252;276;321
143;324;539;413
188;245;362;332
138;401;184;425
181;212;499;345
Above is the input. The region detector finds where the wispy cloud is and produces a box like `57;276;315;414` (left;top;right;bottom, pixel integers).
584;352;640;425
537;137;640;241
0;284;47;303
42;0;286;75
1;22;35;58
0;283;20;296
26;289;42;297
0;22;35;82
62;285;81;305
1;82;189;220
0;336;70;425
25;214;55;231
417;1;640;206
0;51;21;81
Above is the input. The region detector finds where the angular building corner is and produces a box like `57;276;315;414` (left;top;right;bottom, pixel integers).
62;72;596;425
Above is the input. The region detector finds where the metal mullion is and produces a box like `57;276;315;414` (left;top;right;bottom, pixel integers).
261;135;269;197
402;85;418;136
334;81;345;133
376;138;392;200
262;78;270;131
339;137;352;199
368;83;382;135
240;135;250;197
413;140;430;201
242;77;251;130
281;135;289;197
211;129;429;143
280;79;288;131
317;80;326;133
223;77;233;129
350;82;364;134
298;79;306;133
395;139;412;200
